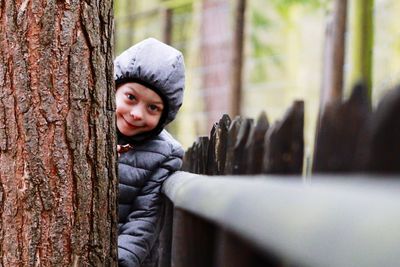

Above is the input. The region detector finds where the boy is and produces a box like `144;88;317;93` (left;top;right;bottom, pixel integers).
114;38;185;267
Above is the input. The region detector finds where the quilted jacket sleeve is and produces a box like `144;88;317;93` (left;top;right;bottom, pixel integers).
118;145;183;267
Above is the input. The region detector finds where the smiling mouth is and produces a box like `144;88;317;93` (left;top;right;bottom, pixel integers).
123;117;144;129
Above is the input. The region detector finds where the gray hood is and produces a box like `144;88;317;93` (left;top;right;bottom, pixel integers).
114;38;185;135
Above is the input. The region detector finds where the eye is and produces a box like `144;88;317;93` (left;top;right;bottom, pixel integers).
148;104;161;113
126;94;136;101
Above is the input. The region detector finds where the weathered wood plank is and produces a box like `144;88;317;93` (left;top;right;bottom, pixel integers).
171;208;216;267
198;136;209;174
245;112;269;174
232;118;253;174
182;146;192;172
188;143;196;173
364;85;400;173
214;229;281;267
207;123;218;175
207;114;231;175
313;84;370;173
263;101;304;174
158;197;174;267
225;116;243;175
193;142;200;174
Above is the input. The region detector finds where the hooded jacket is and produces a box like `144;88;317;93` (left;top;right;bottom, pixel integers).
114;38;185;267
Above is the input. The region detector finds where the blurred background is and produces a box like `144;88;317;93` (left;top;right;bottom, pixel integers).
114;0;400;155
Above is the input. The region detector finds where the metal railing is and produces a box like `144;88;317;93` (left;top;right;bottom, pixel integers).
161;172;400;267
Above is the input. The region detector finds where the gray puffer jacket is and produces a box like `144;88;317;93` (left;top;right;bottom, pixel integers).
117;131;183;267
114;38;185;267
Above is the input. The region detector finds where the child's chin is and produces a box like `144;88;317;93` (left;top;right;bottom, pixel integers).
117;122;138;136
118;126;138;137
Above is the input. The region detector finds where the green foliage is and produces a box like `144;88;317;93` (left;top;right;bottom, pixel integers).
270;0;328;18
250;8;275;58
248;0;329;83
349;0;374;100
270;0;326;9
251;9;272;28
171;6;193;55
162;0;193;10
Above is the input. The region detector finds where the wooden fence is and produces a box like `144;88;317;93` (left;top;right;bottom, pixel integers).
159;83;400;267
182;100;304;176
314;83;400;173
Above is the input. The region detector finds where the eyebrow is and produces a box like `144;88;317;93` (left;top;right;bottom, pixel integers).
125;85;137;92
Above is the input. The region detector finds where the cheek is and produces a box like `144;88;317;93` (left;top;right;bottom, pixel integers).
115;93;129;113
147;115;161;129
115;94;123;109
115;107;123;119
115;101;128;115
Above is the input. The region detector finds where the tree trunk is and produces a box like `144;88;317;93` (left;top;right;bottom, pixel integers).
162;7;173;45
314;0;348;165
231;0;246;117
320;0;348;110
0;0;117;266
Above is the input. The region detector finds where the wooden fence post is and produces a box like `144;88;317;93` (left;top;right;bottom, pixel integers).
177;102;306;267
214;229;281;267
225;116;243;174
245;112;270;174
171;209;216;267
158;197;174;267
198;136;210;174
313;83;370;173
181;146;192;172
232;118;254;174
207;114;231;175
365;85;400;173
263;101;304;174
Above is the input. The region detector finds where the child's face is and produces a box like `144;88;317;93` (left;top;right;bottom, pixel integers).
116;82;164;137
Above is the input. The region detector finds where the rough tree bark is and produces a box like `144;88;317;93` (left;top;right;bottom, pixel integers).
0;0;117;266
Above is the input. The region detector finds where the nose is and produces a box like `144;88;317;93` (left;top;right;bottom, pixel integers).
130;105;144;121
